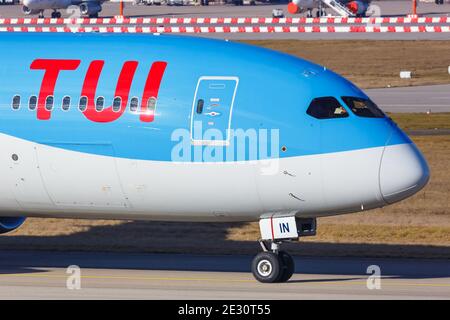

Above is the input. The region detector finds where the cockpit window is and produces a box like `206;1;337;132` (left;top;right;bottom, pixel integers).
342;97;385;118
306;97;348;119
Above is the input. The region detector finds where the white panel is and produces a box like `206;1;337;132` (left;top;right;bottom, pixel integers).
321;146;384;213
259;216;298;240
255;156;323;213
115;159;262;219
0;134;53;210
36;144;128;208
259;218;273;240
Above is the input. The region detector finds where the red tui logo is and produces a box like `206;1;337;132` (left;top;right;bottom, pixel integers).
30;59;167;123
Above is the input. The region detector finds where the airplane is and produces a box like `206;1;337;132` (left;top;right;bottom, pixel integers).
287;0;370;18
0;33;429;283
22;0;105;18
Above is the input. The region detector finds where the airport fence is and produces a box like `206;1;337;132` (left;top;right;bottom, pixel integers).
1;16;450;26
1;25;450;33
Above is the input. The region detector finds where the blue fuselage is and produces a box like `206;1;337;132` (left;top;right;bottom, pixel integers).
0;33;408;162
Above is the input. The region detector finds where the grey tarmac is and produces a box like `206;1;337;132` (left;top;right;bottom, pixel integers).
366;84;450;113
0;251;449;299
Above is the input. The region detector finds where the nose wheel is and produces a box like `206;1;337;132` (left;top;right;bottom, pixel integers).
251;242;295;283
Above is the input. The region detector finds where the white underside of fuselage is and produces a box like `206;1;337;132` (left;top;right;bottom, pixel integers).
0;132;390;222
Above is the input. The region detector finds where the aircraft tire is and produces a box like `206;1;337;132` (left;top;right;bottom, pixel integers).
277;251;295;283
252;252;282;283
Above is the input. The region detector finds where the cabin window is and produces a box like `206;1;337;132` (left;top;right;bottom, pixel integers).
79;96;88;112
146;97;157;115
45;96;54;111
62;96;71;111
12;95;20;110
96;96;105;112
342;97;385;118
29;96;37;110
112;97;122;112
306;97;348;119
130;97;139;113
196;99;204;114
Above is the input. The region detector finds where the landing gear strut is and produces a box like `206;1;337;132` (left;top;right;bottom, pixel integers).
252;216;316;283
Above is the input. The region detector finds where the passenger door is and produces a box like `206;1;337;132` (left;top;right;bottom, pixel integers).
190;76;239;146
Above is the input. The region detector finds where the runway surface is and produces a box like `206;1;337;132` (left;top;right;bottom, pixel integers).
366;84;450;113
2;2;450;39
0;251;449;299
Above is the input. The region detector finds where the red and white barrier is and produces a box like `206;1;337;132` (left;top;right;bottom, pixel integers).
1;25;449;33
0;16;450;26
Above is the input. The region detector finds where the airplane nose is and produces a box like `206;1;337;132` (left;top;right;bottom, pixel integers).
379;142;430;204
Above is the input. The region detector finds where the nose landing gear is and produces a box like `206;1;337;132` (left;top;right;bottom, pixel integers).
252;241;295;283
252;216;316;283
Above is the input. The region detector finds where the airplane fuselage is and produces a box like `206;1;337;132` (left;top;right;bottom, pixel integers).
23;0;74;11
0;33;429;223
22;0;102;17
